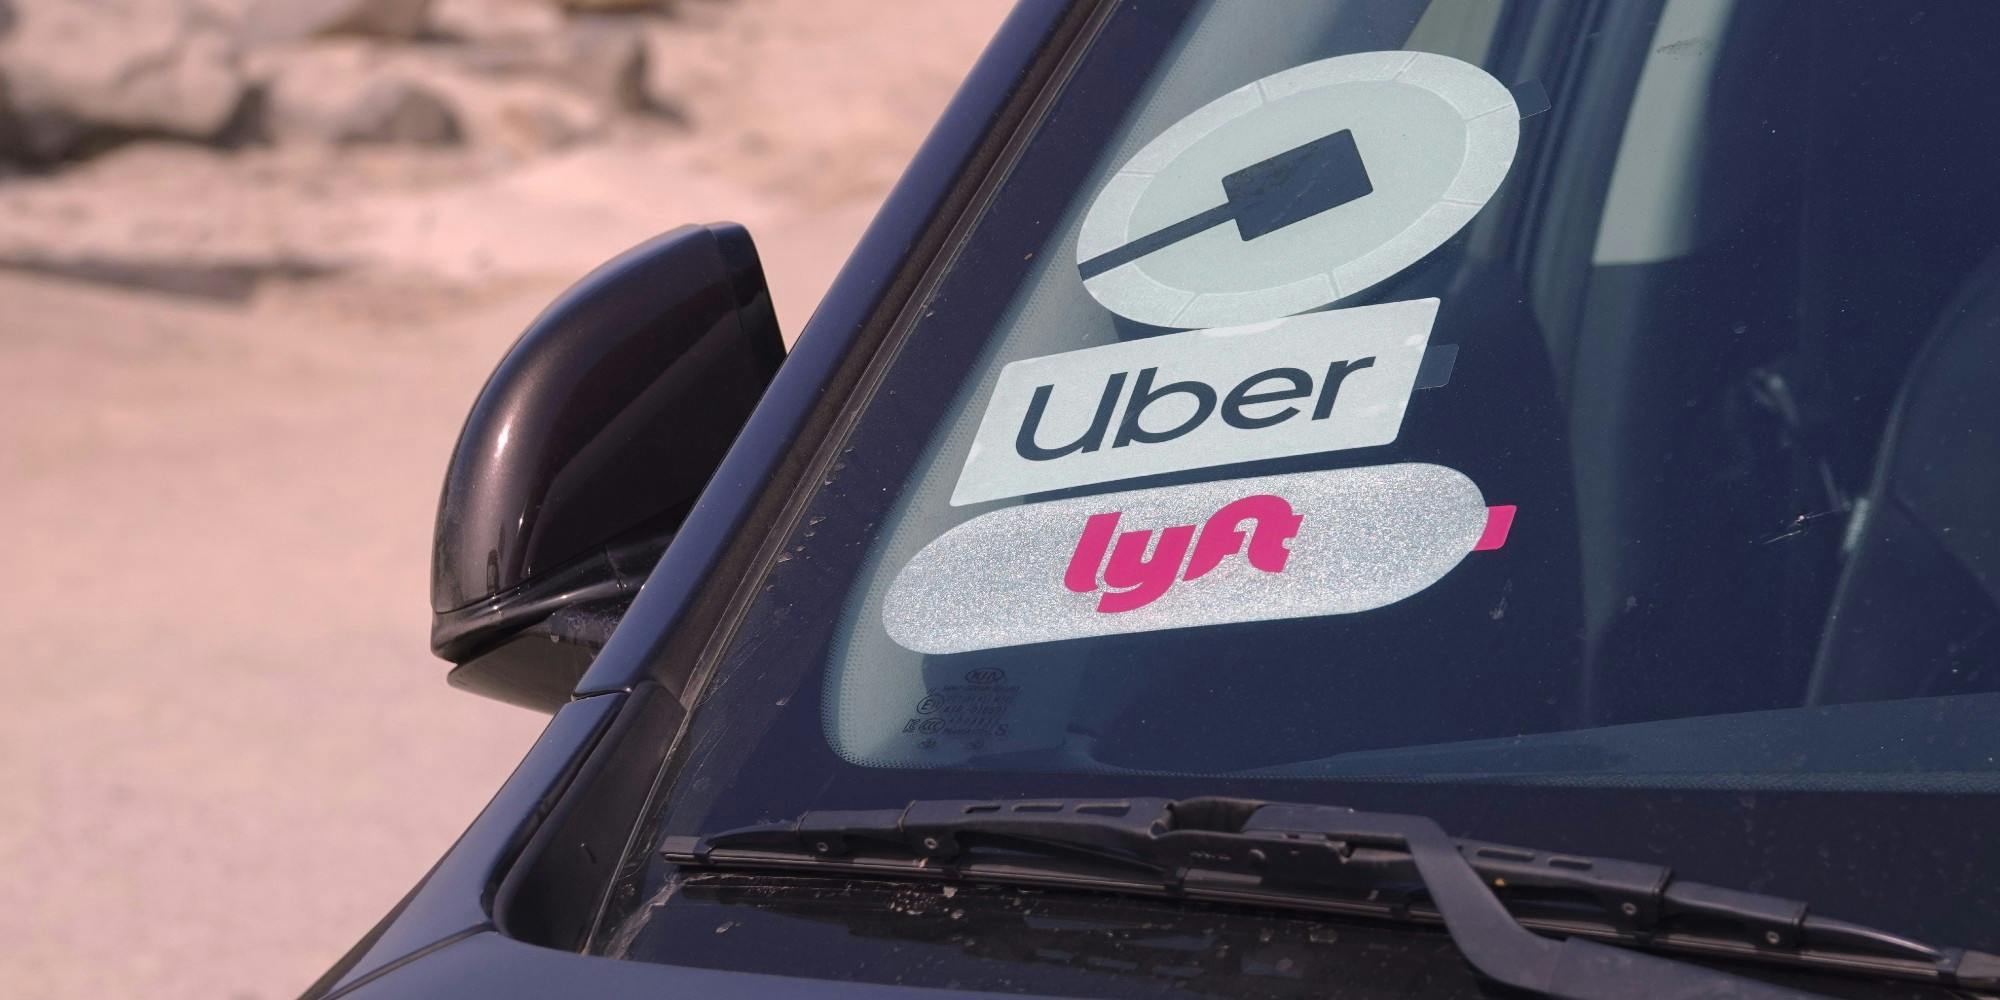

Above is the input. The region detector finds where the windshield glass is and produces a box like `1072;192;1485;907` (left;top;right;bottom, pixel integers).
630;0;2000;964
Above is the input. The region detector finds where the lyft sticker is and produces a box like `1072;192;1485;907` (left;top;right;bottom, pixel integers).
950;299;1438;506
1067;495;1302;612
885;463;1513;654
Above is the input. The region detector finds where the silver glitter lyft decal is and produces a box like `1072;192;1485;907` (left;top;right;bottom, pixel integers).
1065;495;1302;613
884;464;1514;654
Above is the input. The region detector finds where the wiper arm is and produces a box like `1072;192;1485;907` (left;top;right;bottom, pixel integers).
663;797;2000;998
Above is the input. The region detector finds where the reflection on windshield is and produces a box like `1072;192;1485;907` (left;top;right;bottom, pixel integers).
624;0;2000;967
681;0;2000;794
770;0;2000;783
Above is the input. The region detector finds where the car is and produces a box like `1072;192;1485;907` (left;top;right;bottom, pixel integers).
303;1;2000;997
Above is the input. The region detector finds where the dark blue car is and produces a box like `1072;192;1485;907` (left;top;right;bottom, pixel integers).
306;1;2000;996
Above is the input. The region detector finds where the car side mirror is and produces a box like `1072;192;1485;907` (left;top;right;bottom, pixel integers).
429;223;784;711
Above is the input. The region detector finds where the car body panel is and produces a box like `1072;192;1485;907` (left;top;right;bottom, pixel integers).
306;2;1088;996
316;692;623;996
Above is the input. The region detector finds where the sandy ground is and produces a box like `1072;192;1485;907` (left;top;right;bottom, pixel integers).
0;2;1010;997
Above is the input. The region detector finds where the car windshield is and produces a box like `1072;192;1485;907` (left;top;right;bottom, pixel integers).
625;0;2000;965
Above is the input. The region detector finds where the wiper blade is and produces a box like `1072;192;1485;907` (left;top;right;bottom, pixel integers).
663;797;2000;998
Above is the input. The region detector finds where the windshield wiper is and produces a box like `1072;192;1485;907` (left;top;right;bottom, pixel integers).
663;797;2000;999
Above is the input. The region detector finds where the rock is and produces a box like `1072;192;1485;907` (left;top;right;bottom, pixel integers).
0;3;249;162
450;17;654;115
258;43;461;147
0;72;26;165
429;0;562;42
557;18;649;112
552;0;661;12
457;75;603;157
336;81;462;145
256;41;596;157
241;0;433;43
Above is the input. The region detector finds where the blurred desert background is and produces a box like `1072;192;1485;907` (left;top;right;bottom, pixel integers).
0;0;1009;996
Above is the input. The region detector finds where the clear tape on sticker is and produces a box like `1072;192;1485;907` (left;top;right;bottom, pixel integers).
890;463;1512;655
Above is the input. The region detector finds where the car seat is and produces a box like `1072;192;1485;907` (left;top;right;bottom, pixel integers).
1808;251;2000;704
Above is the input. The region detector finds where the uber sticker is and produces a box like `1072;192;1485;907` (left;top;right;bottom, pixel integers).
886;464;1514;655
1077;50;1519;329
950;300;1437;507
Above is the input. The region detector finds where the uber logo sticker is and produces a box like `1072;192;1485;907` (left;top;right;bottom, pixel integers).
885;464;1515;655
1075;50;1518;329
949;299;1438;506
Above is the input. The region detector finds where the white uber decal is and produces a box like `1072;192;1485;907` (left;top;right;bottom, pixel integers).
950;299;1438;506
887;464;1515;655
1074;50;1520;329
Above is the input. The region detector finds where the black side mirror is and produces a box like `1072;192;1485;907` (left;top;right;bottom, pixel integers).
430;223;784;710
